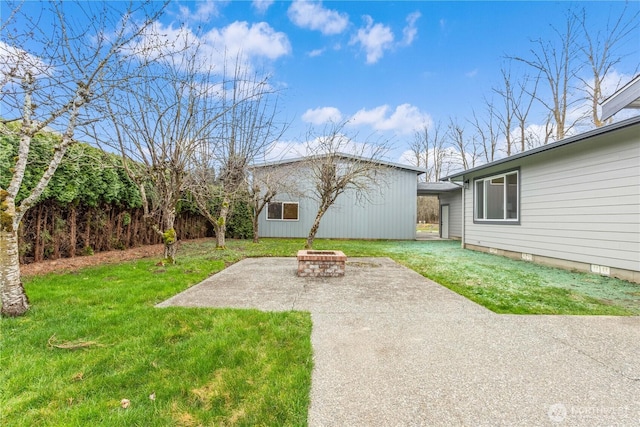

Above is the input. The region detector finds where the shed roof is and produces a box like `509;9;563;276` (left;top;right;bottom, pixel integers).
602;74;640;120
441;115;640;182
417;182;461;195
252;152;426;174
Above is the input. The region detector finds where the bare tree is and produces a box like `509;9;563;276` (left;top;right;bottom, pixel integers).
470;100;500;163
509;10;585;141
447;117;480;171
493;68;517;156
303;122;391;249
188;63;285;249
408;131;428;182
512;74;541;151
98;35;224;263
428;123;450;180
0;1;164;316
410;122;447;181
576;5;640;127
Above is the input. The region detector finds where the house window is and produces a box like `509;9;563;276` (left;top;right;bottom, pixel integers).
267;202;299;221
474;170;519;222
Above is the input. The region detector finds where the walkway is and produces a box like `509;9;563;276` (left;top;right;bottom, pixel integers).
157;257;640;426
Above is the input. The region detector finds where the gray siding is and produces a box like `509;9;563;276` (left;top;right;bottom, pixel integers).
439;190;462;238
258;165;419;240
462;125;640;272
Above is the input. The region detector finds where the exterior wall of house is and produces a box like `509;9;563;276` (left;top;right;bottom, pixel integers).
257;165;419;240
461;123;640;277
439;190;462;239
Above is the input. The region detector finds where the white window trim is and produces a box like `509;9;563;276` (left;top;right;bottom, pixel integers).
266;201;300;221
474;170;519;223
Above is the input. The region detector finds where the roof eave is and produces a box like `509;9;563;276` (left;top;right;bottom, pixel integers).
252;152;426;174
601;74;640;120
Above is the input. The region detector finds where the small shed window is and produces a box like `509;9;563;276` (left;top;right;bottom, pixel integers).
267;202;299;221
474;170;519;223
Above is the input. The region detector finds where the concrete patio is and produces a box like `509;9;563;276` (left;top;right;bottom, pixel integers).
157;257;640;426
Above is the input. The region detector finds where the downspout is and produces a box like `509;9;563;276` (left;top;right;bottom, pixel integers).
460;176;465;249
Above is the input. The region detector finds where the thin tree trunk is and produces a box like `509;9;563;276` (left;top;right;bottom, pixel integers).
252;214;259;243
53;205;61;260
84;208;92;253
305;208;326;249
69;205;77;258
125;212;136;248
214;197;231;249
132;210;140;246
115;211;122;245
34;204;43;262
40;205;49;261
160;209;177;263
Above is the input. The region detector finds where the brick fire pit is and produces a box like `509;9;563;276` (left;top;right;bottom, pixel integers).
297;250;347;277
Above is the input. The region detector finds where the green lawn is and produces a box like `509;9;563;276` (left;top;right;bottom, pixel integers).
2;238;638;426
2;254;312;427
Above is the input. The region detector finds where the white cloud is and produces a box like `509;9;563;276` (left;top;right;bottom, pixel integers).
252;0;274;14
261;139;306;162
350;104;432;134
350;15;394;64
133;21;290;74
350;105;388;125
204;21;291;61
308;48;325;57
401;11;421;46
302;106;343;124
178;0;222;23
288;0;349;35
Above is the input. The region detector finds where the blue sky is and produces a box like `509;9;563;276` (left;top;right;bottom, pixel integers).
4;1;639;165
157;0;639;163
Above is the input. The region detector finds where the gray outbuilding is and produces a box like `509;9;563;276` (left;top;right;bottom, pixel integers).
253;154;425;240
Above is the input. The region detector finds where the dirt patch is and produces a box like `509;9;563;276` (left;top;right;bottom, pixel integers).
20;244;164;276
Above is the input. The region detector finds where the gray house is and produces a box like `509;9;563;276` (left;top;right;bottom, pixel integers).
437;108;640;283
254;154;425;240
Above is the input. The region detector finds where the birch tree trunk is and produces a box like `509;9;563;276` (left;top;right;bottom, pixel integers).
0;193;29;316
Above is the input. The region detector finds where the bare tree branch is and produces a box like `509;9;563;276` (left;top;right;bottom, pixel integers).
575;5;640;127
186;59;287;248
302;121;392;248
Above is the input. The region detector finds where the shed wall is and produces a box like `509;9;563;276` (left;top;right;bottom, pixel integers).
258;166;418;240
462;125;640;272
